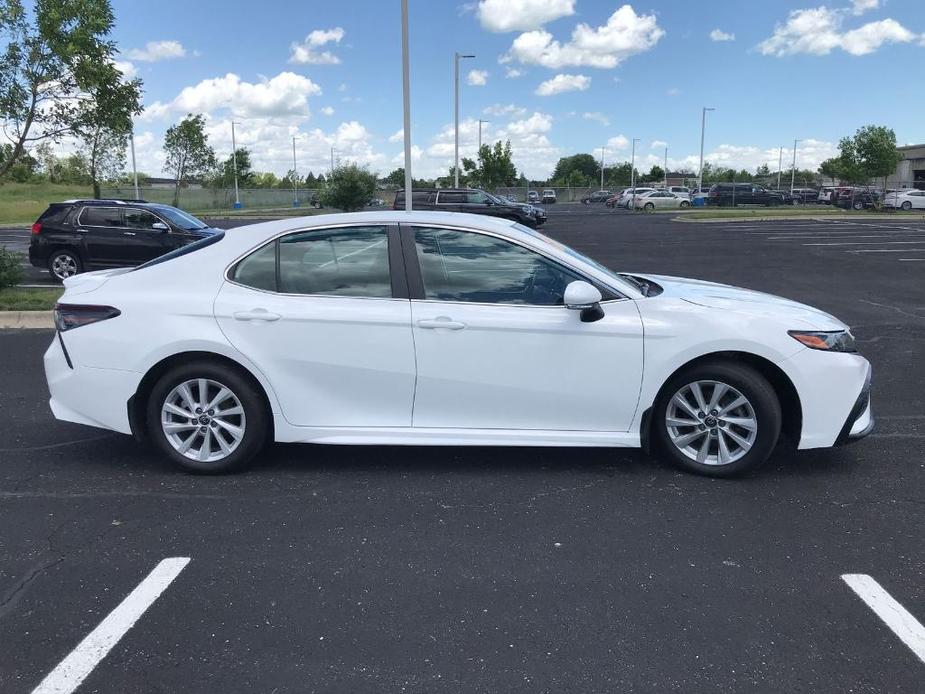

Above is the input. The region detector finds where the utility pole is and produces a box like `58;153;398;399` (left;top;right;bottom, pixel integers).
292;136;300;207
631;138;640;210
129;130;139;200
776;146;783;190
477;119;489;154
454;51;475;187
330;146;336;172
698;107;715;194
401;0;413;210
664;146;668;189
790;139;801;195
600;146;605;190
231;121;241;209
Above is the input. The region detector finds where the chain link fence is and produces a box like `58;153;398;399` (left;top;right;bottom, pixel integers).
100;185;324;211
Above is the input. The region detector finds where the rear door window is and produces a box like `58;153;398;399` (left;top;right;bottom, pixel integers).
80;207;123;227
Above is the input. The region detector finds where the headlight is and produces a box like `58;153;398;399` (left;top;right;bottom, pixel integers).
788;329;857;352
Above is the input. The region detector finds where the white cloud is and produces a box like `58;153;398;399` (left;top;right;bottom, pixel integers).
161;72;322;119
483;103;527;117
391;145;423;165
851;0;878;15
607;135;629;150
758;7;916;56
505;67;523;78
114;60;136;78
504;5;664;69
535;73;590;96
467;69;489;86
388;128;404;143
667;87;680;96
477;0;575;33
709;28;735;42
127;40;187;62
289;27;345;64
320;106;335;116
582;111;609;126
651;140;668;149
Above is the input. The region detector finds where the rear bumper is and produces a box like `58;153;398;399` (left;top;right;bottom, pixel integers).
28;243;47;268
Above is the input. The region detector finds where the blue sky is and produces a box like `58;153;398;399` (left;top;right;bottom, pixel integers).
110;0;925;180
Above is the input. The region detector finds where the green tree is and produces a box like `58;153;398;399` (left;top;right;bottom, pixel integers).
78;125;128;198
462;140;518;189
647;165;664;183
318;162;377;211
0;0;142;180
384;167;406;186
605;162;633;187
853;125;902;186
551;153;598;183
210;147;253;189
163;114;216;206
251;171;279;188
756;163;771;177
0;143;37;182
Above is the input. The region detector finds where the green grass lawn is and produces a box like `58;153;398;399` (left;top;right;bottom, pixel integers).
0;182;92;225
0;287;63;311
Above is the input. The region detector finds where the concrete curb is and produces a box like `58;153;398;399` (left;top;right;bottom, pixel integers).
0;310;55;329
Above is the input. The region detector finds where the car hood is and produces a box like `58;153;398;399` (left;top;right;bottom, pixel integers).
637;273;847;330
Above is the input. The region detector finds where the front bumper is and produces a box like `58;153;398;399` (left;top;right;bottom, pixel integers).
835;366;873;445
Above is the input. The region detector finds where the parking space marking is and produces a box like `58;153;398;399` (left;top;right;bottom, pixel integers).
848;248;925;253
804;240;925;246
842;574;925;665
30;557;190;694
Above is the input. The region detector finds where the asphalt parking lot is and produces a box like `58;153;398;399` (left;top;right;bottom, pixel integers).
1;209;924;693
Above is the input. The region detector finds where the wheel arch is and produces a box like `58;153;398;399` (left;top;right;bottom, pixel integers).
127;350;276;443
640;350;802;451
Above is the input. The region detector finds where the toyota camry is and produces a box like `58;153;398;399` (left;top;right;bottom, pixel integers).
44;211;872;476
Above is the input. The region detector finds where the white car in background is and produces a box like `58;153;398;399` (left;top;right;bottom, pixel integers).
45;211;872;478
667;186;691;200
617;187;655;208
633;190;692;210
883;189;925;210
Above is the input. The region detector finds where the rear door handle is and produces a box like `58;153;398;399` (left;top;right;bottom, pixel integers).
123;231;136;236
233;309;281;322
417;317;466;330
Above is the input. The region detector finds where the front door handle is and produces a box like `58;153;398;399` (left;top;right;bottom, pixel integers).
233;309;281;322
123;231;136;236
417;317;466;330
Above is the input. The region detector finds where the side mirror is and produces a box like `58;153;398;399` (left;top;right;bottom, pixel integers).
152;222;169;231
564;280;605;323
484;198;493;206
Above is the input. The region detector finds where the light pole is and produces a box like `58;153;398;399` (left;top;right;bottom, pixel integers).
401;0;413;210
330;146;336;172
477;119;489;154
630;138;640;210
777;146;783;190
790;139;801;195
664;146;668;189
698;107;715;194
129;130;139;200
231;121;241;209
600;146;605;191
454;51;475;187
291;136;300;207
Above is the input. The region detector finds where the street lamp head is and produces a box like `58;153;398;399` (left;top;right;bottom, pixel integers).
460;54;475;58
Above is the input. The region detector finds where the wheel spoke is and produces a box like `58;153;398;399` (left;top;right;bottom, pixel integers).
177;383;197;412
707;383;728;411
206;387;231;412
197;379;209;409
690;383;708;411
214;430;233;455
696;431;712;463
723;416;757;432
163;422;197;434
216;405;243;417
672;393;700;420
213;418;244;441
163;403;192;419
177;431;196;454
724;426;753;451
717;430;732;465
673;429;707;448
666;416;698;428
198;428;213;461
718;396;748;416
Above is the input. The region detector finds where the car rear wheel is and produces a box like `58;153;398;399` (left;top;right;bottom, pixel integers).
901;201;912;211
680;200;690;209
652;361;781;477
853;201;864;210
644;202;655;211
48;249;82;282
147;361;268;474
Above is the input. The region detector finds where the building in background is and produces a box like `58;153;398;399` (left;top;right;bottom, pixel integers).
886;144;925;190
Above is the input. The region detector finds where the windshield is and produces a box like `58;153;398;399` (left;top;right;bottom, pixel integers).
151;205;209;231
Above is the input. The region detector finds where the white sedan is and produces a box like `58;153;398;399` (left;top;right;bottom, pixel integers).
45;211;872;477
633;190;691;210
616;187;655;208
883;189;925;210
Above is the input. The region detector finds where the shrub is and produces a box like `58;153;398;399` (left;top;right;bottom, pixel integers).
318;163;378;212
0;247;24;289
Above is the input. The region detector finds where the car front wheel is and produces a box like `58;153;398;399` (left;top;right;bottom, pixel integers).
680;200;690;208
147;361;269;474
901;201;912;211
652;361;781;477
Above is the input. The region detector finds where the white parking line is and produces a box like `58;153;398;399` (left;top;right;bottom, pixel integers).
848;248;925;253
842;574;925;665
30;557;190;694
899;258;925;262
804;240;925;246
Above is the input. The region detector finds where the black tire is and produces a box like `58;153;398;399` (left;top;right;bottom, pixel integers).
651;361;782;478
901;201;911;211
644;202;655;211
146;360;269;474
680;200;690;209
47;249;82;282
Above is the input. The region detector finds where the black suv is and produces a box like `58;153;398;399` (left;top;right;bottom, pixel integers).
392;188;545;227
706;183;786;207
30;200;219;281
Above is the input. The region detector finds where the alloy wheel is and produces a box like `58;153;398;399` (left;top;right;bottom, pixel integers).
161;378;246;463
665;380;758;466
51;254;78;280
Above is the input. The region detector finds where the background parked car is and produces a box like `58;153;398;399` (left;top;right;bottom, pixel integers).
581;190;612;204
616;187;656;209
541;189;557;204
707;183;785;207
666;186;691;200
29;199;218;282
882;189;925;210
392;188;543;227
527;190;540;204
789;187;819;204
835;189;880;210
817;187;835;204
633;190;691;210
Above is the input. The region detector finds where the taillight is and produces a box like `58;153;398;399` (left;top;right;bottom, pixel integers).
54;304;121;331
31;222;42;234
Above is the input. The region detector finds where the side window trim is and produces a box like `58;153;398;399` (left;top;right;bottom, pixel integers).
398;223;619;304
